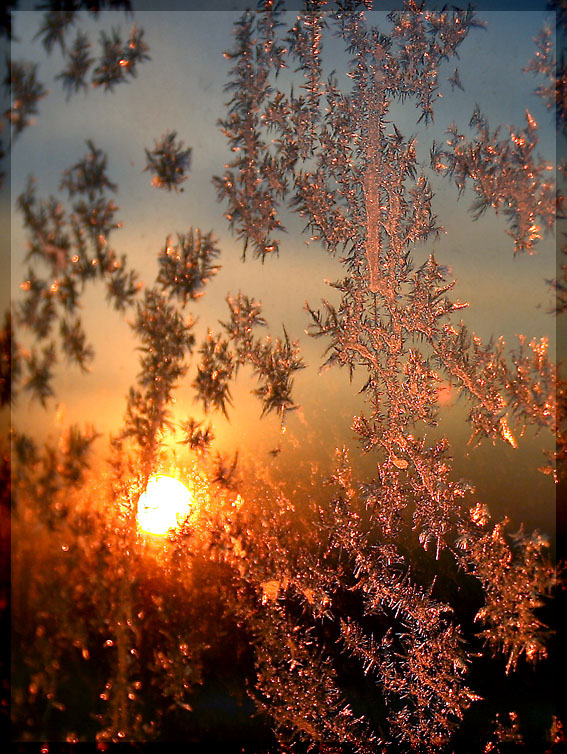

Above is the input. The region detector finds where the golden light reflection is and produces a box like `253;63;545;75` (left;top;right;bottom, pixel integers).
137;475;193;536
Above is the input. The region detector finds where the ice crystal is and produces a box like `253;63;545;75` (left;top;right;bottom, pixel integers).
59;316;94;371
214;7;288;260
92;25;150;91
124;287;195;464
483;711;525;752
157;229;221;304
211;3;556;749
34;10;76;54
59;424;101;484
14;143;140;403
60;139;118;198
431;109;555;253
193;331;234;417
23;343;56;407
56;30;95;99
5;60;47;138
144;131;192;192
9;2;559;750
194;294;304;422
177;417;214;455
212;451;240;490
2;4;148;191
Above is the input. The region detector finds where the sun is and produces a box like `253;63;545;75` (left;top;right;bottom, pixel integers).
137;475;194;536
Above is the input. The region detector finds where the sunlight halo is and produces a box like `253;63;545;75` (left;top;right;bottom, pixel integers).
137;475;193;536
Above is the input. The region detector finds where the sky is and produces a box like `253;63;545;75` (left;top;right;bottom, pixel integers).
6;5;559;535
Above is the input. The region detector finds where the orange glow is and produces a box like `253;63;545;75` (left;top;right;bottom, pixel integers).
437;380;455;407
137;475;193;536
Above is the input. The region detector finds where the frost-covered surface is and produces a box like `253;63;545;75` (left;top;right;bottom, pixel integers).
5;2;563;751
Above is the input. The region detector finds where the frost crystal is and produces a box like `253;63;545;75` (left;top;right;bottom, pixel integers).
211;3;557;749
144;131;192;192
431;109;555;253
9;2;559;750
5;60;47;138
92;25;150;91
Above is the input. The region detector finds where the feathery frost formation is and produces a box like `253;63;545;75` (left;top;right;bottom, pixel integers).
212;2;558;749
7;2;561;751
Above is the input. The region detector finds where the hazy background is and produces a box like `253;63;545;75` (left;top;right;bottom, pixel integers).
6;4;558;534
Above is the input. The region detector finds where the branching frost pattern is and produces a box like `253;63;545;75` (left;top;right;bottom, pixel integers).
8;2;560;751
211;3;557;750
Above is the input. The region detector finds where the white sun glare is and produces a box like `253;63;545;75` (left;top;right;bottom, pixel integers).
137;475;193;536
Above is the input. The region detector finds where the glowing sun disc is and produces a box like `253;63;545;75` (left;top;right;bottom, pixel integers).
137;475;193;536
